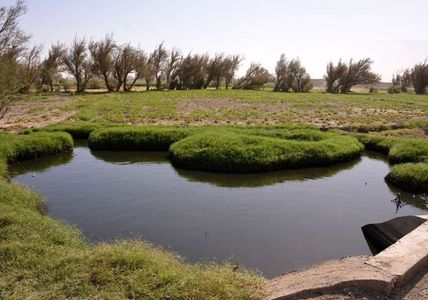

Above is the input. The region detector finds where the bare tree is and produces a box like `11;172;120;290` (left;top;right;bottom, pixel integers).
62;38;93;93
234;63;272;90
18;44;42;93
112;44;136;91
325;58;380;93
0;0;28;118
149;42;168;90
39;43;64;91
89;35;116;92
0;0;28;53
224;55;242;89
126;49;147;91
165;48;181;89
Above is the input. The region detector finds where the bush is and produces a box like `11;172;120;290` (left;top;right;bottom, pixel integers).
387;85;401;94
170;131;363;173
386;163;428;193
88;127;194;151
87;78;105;90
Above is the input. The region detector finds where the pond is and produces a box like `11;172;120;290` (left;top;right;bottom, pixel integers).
9;144;428;278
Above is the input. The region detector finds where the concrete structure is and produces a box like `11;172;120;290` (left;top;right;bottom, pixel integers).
266;216;428;300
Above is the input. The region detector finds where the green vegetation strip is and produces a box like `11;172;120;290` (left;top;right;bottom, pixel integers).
86;126;364;172
355;134;428;193
0;131;264;299
170;132;363;173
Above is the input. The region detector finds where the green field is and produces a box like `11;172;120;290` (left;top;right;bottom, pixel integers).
3;90;427;131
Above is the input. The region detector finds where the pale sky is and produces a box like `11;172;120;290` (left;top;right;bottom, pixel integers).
8;0;428;80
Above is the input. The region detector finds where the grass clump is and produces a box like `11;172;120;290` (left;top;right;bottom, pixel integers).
0;131;264;299
170;131;363;173
355;133;428;192
386;163;428;193
0;132;73;176
34;123;102;139
88;126;195;151
388;139;428;164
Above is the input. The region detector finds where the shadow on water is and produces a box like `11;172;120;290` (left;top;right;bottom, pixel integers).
91;149;365;188
173;158;362;188
91;150;170;165
8;151;73;178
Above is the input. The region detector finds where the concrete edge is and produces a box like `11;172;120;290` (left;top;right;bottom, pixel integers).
265;216;428;300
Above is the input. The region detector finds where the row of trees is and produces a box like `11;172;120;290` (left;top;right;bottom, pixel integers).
1;1;428;100
389;62;428;94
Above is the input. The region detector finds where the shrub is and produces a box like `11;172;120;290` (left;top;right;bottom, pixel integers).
387;85;401;94
170;131;363;173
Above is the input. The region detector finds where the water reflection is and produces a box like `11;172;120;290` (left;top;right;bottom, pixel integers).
91;148;365;188
9;151;73;179
8;146;428;278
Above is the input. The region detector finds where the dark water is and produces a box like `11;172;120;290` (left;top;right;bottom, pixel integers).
9;145;428;278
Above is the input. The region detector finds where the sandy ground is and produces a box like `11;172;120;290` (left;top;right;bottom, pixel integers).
0;95;76;131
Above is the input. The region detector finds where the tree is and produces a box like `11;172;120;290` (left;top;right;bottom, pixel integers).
288;59;313;92
224;55;242;89
89;35;116;92
165;48;181;89
410;61;428;95
126;49;148;91
19;44;42;93
149;42;168;90
112;44;136;91
62;38;92;93
204;53;225;89
234;63;272;90
274;55;313;92
325;58;380;93
176;53;209;90
39;43;64;92
0;0;28;118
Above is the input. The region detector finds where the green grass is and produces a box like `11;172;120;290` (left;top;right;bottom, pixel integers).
16;90;427;131
355;133;428;192
170;130;363;173
33;123;102;139
386;163;428;193
0;131;264;299
88;126;195;151
0;132;73;176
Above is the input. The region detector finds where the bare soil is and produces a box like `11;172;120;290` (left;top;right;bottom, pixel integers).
0;95;76;131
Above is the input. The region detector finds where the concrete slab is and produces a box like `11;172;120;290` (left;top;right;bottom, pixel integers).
365;221;428;285
266;256;394;300
265;217;428;300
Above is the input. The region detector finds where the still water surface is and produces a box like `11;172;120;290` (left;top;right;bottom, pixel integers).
9;145;428;278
